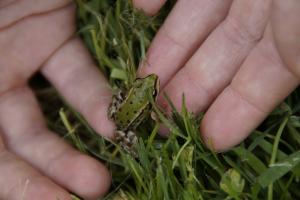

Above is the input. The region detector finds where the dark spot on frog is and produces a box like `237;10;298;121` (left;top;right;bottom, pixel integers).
126;112;129;116
136;84;141;89
130;101;133;104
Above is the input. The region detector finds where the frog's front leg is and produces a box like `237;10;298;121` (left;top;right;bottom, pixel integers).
116;130;138;157
108;90;125;119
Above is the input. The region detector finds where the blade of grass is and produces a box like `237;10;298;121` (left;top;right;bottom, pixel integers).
258;150;300;188
267;116;288;200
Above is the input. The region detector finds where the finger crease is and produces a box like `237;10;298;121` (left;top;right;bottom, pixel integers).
45;147;73;176
160;28;188;51
229;85;267;114
183;69;214;101
0;1;74;30
221;17;263;47
3;128;47;155
0;84;27;103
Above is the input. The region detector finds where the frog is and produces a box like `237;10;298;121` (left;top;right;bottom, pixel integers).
108;74;160;156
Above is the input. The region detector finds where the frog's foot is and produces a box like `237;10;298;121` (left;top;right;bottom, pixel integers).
116;130;138;157
151;111;160;123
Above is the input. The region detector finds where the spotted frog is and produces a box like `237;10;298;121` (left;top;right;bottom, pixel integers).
108;74;160;156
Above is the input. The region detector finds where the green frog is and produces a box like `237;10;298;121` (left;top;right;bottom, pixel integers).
108;74;160;156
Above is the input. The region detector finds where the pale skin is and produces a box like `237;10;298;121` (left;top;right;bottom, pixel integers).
0;0;299;199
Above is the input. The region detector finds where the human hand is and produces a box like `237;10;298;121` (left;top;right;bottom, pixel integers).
133;0;300;151
0;1;115;199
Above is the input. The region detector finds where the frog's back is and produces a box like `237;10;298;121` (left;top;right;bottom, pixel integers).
114;85;152;130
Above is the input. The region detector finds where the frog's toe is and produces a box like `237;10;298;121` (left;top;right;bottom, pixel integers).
151;111;160;122
127;131;138;144
116;130;126;141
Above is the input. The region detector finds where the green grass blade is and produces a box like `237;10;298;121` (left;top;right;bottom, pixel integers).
257;150;300;187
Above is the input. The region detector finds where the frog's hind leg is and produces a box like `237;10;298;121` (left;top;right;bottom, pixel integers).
116;130;138;148
126;131;138;146
116;130;138;157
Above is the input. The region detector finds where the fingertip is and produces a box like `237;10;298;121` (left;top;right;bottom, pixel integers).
93;109;116;139
83;94;116;139
157;93;176;137
200;114;230;152
158;125;170;137
157;93;170;112
200;87;266;152
68;154;111;199
137;59;153;78
133;0;166;16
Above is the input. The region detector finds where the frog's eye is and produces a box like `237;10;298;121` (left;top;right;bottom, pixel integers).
135;78;143;85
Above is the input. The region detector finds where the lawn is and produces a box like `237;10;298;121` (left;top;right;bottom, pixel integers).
33;0;300;199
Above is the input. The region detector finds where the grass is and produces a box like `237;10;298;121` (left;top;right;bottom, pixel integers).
33;0;300;199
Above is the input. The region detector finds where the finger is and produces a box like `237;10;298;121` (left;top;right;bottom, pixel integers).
42;38;115;138
0;86;111;199
0;0;72;28
272;0;300;76
138;0;232;87
159;0;271;113
0;2;76;89
201;29;300;151
132;0;167;16
0;146;71;200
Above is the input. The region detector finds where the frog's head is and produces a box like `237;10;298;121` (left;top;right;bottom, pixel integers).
135;74;160;97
